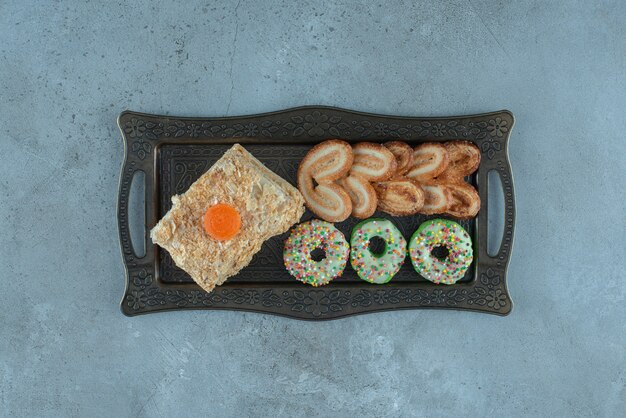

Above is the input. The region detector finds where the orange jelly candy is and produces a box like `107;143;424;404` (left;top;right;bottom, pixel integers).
203;203;241;241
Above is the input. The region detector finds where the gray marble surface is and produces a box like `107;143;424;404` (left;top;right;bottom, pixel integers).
1;0;625;417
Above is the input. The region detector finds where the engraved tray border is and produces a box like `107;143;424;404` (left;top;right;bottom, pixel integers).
117;106;515;319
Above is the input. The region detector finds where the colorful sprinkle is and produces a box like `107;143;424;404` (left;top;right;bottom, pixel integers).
408;219;473;285
350;218;407;284
283;220;349;286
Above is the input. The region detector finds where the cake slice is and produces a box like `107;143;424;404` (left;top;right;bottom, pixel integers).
151;144;305;293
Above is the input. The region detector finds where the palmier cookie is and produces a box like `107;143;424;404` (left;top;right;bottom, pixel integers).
339;175;377;219
300;139;354;183
372;179;424;216
406;143;449;182
418;184;451;215
437;141;481;183
384;141;414;176
350;142;397;181
444;183;480;219
297;140;353;222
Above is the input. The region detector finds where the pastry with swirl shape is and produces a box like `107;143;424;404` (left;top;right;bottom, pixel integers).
339;174;378;219
372;178;424;216
406;142;449;182
444;182;480;219
384;141;414;176
419;184;451;215
297;140;353;222
350;142;397;181
436;141;481;183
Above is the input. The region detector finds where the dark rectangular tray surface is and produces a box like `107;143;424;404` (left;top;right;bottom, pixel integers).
118;106;515;319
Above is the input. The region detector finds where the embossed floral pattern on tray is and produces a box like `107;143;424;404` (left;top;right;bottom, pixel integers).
123;268;509;318
131;111;501;143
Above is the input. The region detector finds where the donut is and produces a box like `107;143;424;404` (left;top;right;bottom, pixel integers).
350;218;407;284
409;219;473;284
283;219;350;286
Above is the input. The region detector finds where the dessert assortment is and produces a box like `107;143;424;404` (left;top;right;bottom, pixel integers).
150;138;481;294
288;138;480;287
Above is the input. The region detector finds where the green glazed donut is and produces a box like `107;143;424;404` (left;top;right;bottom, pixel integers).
409;219;473;285
350;218;407;284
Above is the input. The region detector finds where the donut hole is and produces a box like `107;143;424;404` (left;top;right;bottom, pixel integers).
310;247;327;261
431;245;450;261
368;236;387;256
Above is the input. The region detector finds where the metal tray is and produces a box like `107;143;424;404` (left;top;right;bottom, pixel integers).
117;106;515;319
